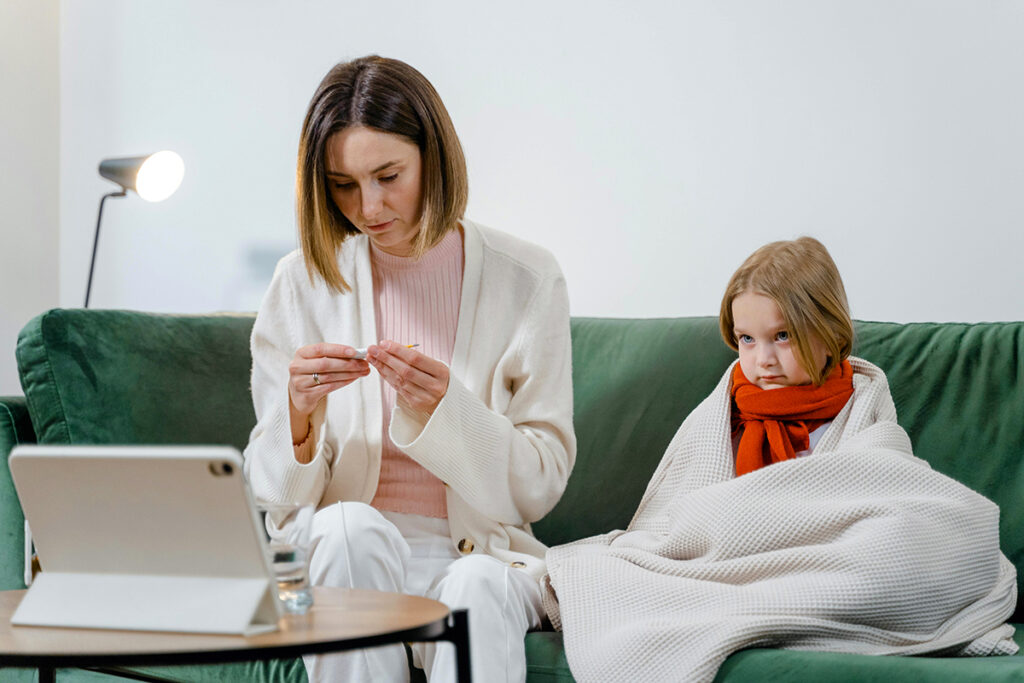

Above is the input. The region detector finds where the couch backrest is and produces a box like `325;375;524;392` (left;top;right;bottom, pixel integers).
532;317;737;543
16;310;1024;618
856;319;1024;622
17;309;257;450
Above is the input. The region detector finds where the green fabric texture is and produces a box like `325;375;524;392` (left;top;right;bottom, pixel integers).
54;670;141;682
17;309;257;450
524;625;1024;682
532;317;737;546
87;658;309;682
0;398;36;681
525;631;574;682
0;396;34;590
9;311;1024;682
853;320;1024;622
712;624;1024;682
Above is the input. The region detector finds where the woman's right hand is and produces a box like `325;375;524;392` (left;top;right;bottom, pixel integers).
288;343;370;440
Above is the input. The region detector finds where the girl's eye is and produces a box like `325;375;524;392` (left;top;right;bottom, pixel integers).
380;173;398;183
332;181;354;190
776;331;790;342
738;334;754;345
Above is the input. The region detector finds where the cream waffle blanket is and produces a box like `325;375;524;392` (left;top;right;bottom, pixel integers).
542;358;1018;683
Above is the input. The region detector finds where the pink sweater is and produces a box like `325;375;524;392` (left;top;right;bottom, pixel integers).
369;229;463;518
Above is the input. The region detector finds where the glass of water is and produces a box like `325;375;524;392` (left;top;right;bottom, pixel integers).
259;503;315;614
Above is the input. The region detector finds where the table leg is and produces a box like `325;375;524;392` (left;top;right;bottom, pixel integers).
448;609;471;683
38;667;55;683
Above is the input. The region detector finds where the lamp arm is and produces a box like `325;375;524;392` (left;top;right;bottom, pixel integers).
84;190;127;308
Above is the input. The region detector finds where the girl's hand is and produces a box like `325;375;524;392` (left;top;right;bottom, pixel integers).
288;343;370;436
366;341;450;415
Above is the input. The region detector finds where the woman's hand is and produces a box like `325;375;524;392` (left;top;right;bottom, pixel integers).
366;341;450;415
288;343;370;440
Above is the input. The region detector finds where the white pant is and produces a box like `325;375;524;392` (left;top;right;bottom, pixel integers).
303;502;544;683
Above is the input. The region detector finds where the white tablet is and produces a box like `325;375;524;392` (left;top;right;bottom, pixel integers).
8;445;281;635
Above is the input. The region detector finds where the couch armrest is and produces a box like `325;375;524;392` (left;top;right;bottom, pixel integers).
1;396;35;590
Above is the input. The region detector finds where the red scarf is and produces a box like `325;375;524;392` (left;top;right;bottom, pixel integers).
731;360;854;476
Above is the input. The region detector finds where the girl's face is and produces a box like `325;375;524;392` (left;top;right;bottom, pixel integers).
326;126;424;257
731;291;828;390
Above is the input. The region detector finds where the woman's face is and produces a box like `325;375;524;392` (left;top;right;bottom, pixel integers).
326;126;424;257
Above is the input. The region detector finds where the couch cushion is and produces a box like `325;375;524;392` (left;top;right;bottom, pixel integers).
0;396;33;590
17;309;257;451
525;626;1024;682
713;623;1024;682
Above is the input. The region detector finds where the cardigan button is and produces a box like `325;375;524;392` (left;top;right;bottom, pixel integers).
457;538;474;554
510;561;527;569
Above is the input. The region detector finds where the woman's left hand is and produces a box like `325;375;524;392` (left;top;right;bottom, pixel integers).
366;341;450;415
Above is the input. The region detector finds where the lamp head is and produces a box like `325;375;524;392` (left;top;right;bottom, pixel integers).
98;151;185;202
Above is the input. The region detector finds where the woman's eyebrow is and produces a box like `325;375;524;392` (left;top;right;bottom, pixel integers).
326;160;402;178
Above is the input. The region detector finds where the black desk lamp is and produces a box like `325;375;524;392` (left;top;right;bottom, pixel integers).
85;151;185;307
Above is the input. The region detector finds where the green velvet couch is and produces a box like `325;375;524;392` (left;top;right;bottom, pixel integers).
2;309;1022;682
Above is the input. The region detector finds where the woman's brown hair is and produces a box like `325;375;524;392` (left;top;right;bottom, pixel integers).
296;56;468;292
718;237;854;385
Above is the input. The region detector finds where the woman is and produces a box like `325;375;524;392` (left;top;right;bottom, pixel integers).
243;56;576;682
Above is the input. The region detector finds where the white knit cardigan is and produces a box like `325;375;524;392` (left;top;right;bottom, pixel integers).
243;219;576;578
543;358;1017;682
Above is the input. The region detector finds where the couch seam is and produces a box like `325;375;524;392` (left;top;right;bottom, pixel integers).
19;311;73;445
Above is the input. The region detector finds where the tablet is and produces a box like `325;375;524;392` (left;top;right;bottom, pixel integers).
8;445;281;634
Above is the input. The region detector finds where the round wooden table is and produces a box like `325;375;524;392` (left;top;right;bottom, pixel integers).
0;586;470;682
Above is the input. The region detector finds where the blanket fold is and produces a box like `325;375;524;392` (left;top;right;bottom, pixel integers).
543;358;1018;683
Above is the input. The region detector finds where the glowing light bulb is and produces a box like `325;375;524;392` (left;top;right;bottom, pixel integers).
135;151;185;202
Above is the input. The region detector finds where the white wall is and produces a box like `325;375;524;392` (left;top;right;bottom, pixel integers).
0;0;60;394
52;1;1024;326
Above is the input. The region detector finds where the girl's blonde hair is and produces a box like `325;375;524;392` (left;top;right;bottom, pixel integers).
718;236;853;385
296;56;468;293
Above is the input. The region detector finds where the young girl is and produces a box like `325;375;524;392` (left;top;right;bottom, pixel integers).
721;236;855;476
542;237;1016;683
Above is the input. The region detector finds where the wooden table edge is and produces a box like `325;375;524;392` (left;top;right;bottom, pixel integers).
0;586;453;668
